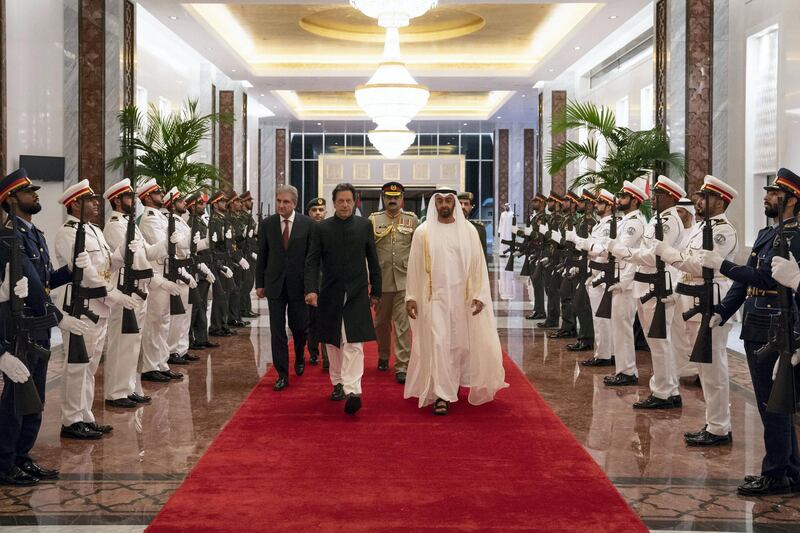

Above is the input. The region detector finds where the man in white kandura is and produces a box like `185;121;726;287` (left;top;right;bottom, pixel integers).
404;188;508;416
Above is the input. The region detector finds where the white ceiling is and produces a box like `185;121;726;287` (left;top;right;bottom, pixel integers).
137;0;652;122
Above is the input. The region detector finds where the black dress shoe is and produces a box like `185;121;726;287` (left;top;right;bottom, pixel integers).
309;354;319;366
274;377;288;391
242;311;260;318
168;353;189;365
603;373;638;386
222;329;236;336
128;392;152;404
228;320;247;328
189;343;205;350
0;465;39;486
295;362;305;376
61;422;103;440
549;330;577;339
17;460;58;480
526;312;547;320
330;383;345;401
183;352;200;362
684;425;707;439
537;322;560;329
737;475;792;496
377;359;389;371
396;372;407;384
202;341;220;348
105;397;138;408
142;370;170;383
686;430;732;447
566;340;594;352
344;393;362;415
161;370;183;380
85;422;113;434
633;394;682;410
581;356;615;367
208;330;226;337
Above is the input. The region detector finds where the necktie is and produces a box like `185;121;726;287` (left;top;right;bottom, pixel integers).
282;219;290;250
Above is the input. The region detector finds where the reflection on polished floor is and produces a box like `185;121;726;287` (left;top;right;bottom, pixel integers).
1;257;799;532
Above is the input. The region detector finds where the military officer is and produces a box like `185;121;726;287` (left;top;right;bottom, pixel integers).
708;168;800;495
525;193;548;321
238;191;259;319
226;191;250;329
306;197;329;369
208;190;236;337
550;191;580;339
369;181;418;383
102;178;164;404
137;179;186;382
457;191;487;261
657;176;738;444
537;192;565;329
187;192;219;350
0;168;88;485
672;196;700;383
602;179;647;387
565;188;597;352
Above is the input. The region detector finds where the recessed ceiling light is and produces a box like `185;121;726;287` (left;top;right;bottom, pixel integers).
463;123;468;126
169;15;178;20
522;94;526;98
260;93;265;97
609;15;618;19
574;46;581;51
231;69;237;72
496;116;502;119
548;68;554;72
317;122;322;126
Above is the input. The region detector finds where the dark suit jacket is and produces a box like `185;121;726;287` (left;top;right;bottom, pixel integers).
255;212;314;300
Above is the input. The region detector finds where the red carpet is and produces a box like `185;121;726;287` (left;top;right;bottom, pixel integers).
147;344;647;532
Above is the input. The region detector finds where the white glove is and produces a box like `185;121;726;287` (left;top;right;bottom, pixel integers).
162;279;182;296
75;251;91;270
772;350;800;380
238;258;250;271
169;231;180;244
193;232;210;252
538;224;548;235
106;289;138;310
771;253;800;290
59;314;89;336
604;238;617;254
539;258;550;267
128;239;143;254
212;232;218;243
199;263;216;284
225;229;232;239
700;250;725;270
248;228;254;238
564;229;577;243
606;283;625;294
0;352;30;383
523;226;533;236
179;267;198;289
551;230;563;244
250;252;257;261
709;313;723;328
221;266;234;279
608;240;630;259
0;269;28;303
655;241;683;265
568;267;579;276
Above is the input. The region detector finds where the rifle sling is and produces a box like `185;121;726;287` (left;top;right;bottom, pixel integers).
75;286;108;300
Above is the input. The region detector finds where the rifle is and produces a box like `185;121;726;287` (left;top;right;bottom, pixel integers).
500;231;522;272
165;194;186;315
258;201;264;224
6;204;58;417
65;199;106;363
754;195;798;414
118;201;152;334
589;209;618;319
633;209;672;339
187;213;202;306
676;190;717;363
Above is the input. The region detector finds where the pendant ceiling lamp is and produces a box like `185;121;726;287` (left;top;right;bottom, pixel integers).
351;1;434;158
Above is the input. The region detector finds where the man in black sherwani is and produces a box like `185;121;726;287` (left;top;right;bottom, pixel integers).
305;183;381;415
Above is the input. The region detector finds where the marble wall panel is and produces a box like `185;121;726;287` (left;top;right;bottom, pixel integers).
667;0;686;185
537;93;543;193
685;0;713;194
211;84;217;169
551;90;567;196
242;91;248;187
497;129;509;209
64;0;79;187
1;0;5;173
524;129;534;218
219;90;234;191
655;0;668;134
712;0;728;181
507;125;525;219
79;0;105;221
104;0;122;201
260;120;275;211
276;128;286;187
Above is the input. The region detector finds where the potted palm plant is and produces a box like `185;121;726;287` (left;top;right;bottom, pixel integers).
108;98;233;192
546;100;684;197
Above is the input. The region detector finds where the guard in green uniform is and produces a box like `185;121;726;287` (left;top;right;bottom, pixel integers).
369;181;418;383
208;191;235;337
238;191;259;319
457;191;487;262
187;192;219;350
526;193;549;320
226;192;248;328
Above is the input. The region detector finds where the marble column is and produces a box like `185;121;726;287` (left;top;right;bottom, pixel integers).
537;92;543;193
0;0;5;173
211;84;217;169
551;90;567;196
654;0;668;135
497;129;509;210
276;128;286;187
104;0;124;194
79;0;106;220
219;90;234;192
121;0;134;181
666;0;686;184
685;0;713;194
258;118;290;214
524;129;534;218
242;92;248;186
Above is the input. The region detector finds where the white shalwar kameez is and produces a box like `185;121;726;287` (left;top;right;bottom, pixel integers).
404;193;508;407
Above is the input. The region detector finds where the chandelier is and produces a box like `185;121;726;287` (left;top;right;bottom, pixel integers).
352;2;434;158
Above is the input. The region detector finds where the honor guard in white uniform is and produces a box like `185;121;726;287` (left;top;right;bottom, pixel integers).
609;176;686;408
602;179;647;387
671;197;701;382
657;176;738;445
54;180;119;439
137;179;186;382
102;178;167;405
567;188;617;367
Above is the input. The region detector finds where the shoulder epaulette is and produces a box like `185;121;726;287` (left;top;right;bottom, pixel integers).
148;211;156;216
471;220;485;227
64;220;77;228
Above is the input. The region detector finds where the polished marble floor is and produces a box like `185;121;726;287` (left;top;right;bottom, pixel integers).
1;256;798;532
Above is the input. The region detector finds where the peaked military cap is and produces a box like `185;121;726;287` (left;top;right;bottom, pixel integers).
382;181;404;196
0;168;40;203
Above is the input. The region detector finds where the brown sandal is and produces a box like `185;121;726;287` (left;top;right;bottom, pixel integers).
433;398;449;416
